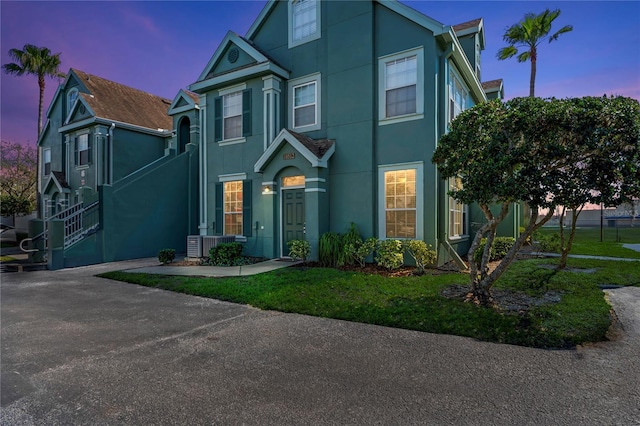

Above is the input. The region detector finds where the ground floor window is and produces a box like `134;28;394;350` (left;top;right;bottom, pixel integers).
378;162;423;239
224;180;243;235
449;177;467;238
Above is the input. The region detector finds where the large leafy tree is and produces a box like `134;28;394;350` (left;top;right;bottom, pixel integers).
2;44;65;137
432;96;640;305
0;141;37;222
551;96;640;268
497;9;573;97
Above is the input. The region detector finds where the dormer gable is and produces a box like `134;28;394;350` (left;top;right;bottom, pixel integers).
452;18;485;81
65;94;95;125
168;89;200;116
190;31;289;93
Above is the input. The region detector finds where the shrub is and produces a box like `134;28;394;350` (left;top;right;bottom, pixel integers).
287;239;311;261
345;237;378;267
209;242;243;266
319;231;343;267
533;230;561;253
340;223;362;266
473;236;515;266
403;240;436;274
375;239;404;270
158;249;176;265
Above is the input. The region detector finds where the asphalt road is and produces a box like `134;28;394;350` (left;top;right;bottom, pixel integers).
1;259;639;425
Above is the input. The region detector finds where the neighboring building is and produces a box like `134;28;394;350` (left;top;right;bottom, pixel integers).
188;0;511;263
35;69;199;268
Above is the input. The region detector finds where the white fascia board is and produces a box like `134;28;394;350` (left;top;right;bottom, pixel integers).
317;142;335;168
168;90;195;113
254;129;330;172
441;28;486;103
377;0;446;35
190;62;289;93
59;117;170;137
45;84;63;119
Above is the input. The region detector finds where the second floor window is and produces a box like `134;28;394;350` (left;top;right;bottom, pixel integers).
385;56;417;118
43;148;51;176
75;134;90;166
223;91;243;140
67;89;78;115
293;81;316;128
292;0;317;41
449;69;469;123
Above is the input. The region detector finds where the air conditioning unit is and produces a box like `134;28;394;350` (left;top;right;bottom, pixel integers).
202;235;236;257
186;235;202;258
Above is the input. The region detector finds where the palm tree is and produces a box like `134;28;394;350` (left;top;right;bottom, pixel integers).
497;9;573;97
3;44;65;219
2;44;65;137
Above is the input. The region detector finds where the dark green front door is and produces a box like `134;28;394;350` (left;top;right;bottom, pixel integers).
283;188;305;255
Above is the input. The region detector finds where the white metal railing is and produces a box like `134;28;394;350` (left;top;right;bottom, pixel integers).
46;200;100;249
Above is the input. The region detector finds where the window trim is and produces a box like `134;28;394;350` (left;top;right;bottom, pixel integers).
288;73;321;132
288;0;321;49
223;180;244;236
448;176;468;240
222;91;243;141
378;162;424;240
378;47;424;126
215;83;250;145
75;132;91;168
448;66;469;126
43;148;51;176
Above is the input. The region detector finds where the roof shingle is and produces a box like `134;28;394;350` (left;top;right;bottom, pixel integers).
71;69;173;131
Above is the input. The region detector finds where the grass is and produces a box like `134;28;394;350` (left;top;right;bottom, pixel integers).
0;255;17;262
536;226;640;258
99;254;639;349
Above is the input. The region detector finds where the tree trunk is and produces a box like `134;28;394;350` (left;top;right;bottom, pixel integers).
557;208;581;270
529;46;537;97
36;75;45;219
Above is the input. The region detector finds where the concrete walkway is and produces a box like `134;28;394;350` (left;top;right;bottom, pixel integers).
124;258;302;277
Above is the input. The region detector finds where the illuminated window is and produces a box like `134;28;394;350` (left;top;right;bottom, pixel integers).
224;181;243;235
378;163;423;239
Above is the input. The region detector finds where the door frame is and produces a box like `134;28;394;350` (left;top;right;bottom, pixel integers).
280;185;305;258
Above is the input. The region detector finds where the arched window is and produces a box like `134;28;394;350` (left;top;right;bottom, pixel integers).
178;116;190;153
67;89;78;115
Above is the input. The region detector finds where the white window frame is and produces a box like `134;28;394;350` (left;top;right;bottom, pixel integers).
288;0;321;48
448;176;468;239
43;148;51;176
378;47;424;126
77;133;90;167
222;91;243;141
218;83;247;145
223;180;243;236
448;66;469;125
288;73;321;132
378;162;424;240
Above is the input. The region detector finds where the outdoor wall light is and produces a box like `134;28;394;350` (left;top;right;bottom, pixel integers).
262;185;271;194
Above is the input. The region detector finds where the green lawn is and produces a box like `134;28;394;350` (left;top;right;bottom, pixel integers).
100;255;639;349
0;255;17;262
536;226;640;258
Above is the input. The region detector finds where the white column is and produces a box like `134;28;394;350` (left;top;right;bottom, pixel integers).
262;75;281;151
198;94;208;236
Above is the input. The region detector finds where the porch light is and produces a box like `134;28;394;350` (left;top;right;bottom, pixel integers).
262;185;271;194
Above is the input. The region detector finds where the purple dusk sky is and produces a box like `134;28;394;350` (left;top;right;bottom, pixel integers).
1;1;639;146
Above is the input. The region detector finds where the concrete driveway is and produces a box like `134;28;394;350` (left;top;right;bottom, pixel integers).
1;259;639;425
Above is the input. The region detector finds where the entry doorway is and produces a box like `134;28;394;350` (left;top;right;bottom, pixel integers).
282;188;305;256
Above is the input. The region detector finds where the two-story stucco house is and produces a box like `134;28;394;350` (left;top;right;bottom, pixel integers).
188;0;510;263
35;69;200;268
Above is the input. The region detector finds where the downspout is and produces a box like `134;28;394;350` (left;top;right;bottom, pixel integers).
437;45;454;264
108;123;115;184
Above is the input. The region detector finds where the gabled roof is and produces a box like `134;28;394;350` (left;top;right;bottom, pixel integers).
168;89;200;116
254;129;335;172
68;69;173;131
43;171;71;195
482;79;504;99
452;18;485;49
190;31;289;92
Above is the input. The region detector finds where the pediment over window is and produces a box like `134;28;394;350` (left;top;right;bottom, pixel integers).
65;95;95;125
168;89;200;116
190;31;289;93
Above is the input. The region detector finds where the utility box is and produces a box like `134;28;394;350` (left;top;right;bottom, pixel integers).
186;235;202;258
